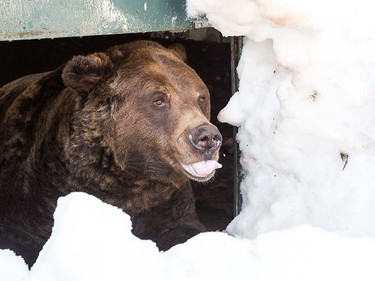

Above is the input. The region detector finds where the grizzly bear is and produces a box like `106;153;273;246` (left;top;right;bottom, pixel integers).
0;40;222;266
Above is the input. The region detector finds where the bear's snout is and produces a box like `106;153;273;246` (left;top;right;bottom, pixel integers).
188;124;222;158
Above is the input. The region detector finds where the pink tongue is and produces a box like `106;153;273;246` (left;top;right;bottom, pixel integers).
187;160;222;178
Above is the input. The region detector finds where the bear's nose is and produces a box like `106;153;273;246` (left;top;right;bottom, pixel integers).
188;124;223;156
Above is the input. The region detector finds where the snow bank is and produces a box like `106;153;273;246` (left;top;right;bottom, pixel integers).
188;0;375;238
3;193;375;281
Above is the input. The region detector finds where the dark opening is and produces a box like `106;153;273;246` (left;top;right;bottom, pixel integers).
0;29;234;232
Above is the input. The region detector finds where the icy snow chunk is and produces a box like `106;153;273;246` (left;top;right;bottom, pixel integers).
27;192;161;281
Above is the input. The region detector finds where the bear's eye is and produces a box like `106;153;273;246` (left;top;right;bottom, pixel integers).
153;99;164;106
198;96;206;103
151;92;168;108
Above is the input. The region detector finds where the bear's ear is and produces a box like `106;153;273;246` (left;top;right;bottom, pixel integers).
62;52;114;93
169;43;187;62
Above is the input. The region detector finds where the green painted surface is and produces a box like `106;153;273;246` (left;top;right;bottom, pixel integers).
0;0;194;41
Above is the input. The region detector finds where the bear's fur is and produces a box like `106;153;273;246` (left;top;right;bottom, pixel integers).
0;40;222;266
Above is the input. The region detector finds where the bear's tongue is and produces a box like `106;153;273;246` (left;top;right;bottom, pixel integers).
181;160;222;178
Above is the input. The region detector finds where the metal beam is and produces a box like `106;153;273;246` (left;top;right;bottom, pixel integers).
230;36;243;216
0;0;195;41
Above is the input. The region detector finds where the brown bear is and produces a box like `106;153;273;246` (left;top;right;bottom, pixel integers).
0;40;222;267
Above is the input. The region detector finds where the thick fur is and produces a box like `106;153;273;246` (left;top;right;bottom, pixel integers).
0;41;221;266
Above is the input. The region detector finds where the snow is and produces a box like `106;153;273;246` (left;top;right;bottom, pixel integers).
3;0;375;280
26;193;161;281
3;193;375;281
188;0;375;237
0;249;28;281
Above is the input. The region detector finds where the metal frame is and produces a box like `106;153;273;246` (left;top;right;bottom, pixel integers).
230;36;243;216
1;0;243;215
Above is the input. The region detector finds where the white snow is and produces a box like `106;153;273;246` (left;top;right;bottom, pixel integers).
0;249;28;281
3;0;375;280
188;0;375;237
3;193;375;281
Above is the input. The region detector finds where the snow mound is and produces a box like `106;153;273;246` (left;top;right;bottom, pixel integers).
188;0;375;238
2;193;375;281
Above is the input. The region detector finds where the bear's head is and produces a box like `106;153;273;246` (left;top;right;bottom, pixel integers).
62;41;222;184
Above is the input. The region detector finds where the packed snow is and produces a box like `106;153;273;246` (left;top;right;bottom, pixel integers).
3;193;375;281
2;0;375;280
187;0;375;238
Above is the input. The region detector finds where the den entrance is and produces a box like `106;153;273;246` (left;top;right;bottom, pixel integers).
0;28;235;232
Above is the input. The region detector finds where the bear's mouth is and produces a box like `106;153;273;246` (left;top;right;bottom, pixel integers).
180;160;222;182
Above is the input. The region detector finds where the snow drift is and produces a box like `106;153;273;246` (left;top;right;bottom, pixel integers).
3;193;375;281
187;0;375;237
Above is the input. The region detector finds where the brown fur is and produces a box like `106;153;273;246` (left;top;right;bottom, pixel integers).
0;40;222;266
